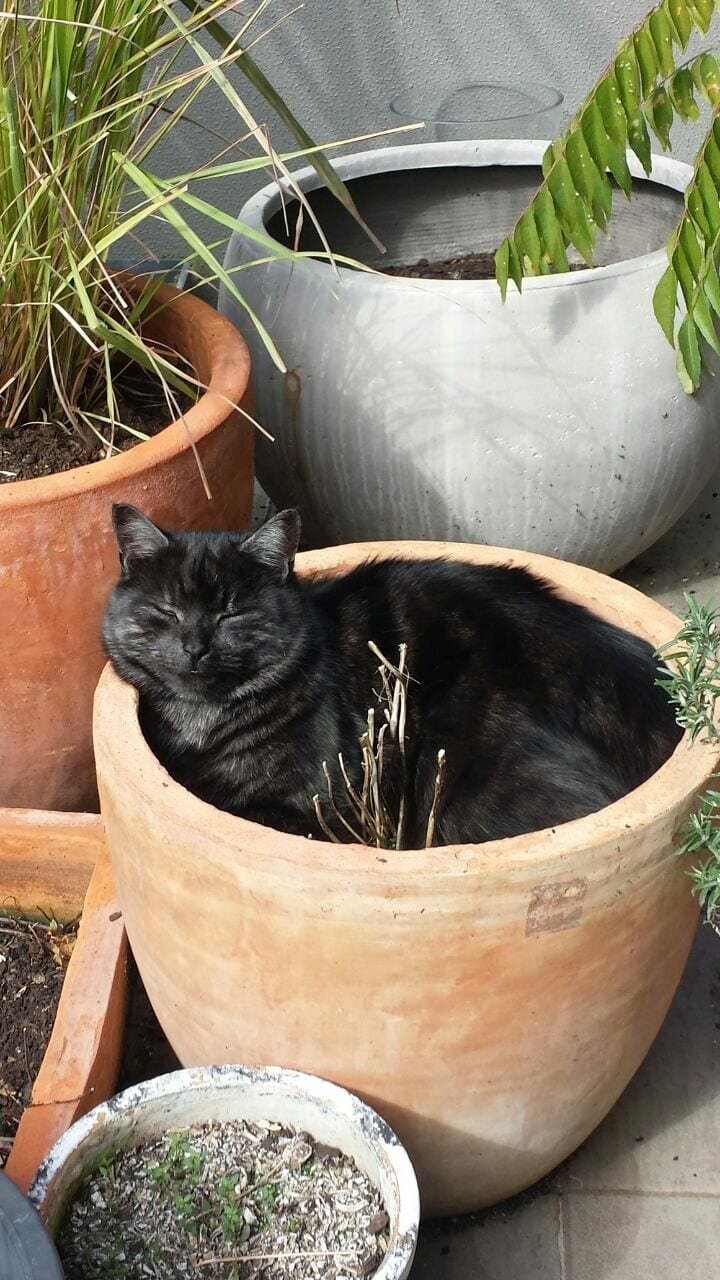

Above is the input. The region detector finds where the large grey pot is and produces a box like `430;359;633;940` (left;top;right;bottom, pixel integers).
221;139;720;571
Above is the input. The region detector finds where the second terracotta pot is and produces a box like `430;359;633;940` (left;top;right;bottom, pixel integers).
93;542;719;1215
0;274;253;813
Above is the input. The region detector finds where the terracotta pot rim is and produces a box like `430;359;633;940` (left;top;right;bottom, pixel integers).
94;540;720;875
0;274;251;510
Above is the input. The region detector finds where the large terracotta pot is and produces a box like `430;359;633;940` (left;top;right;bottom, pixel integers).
0;274;253;813
93;542;720;1215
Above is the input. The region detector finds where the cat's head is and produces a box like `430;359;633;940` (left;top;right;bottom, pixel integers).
102;504;302;702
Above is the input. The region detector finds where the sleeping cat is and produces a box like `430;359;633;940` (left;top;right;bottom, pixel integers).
102;504;681;846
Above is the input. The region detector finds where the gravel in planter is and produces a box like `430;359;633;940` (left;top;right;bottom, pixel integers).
0;915;77;1166
57;1119;389;1279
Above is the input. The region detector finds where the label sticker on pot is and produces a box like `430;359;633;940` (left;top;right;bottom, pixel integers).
526;879;588;936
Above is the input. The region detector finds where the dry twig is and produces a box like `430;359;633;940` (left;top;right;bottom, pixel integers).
314;642;447;850
424;749;447;849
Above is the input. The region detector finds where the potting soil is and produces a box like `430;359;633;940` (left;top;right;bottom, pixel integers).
0;916;76;1166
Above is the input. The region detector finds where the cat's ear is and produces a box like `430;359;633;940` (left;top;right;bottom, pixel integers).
243;509;301;581
111;504;169;570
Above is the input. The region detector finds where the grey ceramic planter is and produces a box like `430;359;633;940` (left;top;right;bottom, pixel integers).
221;139;720;571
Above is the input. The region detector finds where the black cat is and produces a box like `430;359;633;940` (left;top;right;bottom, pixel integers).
102;504;681;845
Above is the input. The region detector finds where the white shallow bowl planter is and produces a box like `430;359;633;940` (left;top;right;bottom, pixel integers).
222;139;720;571
29;1065;420;1280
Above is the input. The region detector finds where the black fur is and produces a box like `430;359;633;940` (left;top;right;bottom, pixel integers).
102;505;681;845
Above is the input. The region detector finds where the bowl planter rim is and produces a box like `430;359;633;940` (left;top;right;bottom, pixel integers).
234;138;691;292
93;540;720;877
2;824;128;1194
29;1064;421;1280
0;272;251;509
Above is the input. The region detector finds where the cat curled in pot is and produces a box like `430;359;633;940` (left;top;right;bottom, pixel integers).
102;505;681;847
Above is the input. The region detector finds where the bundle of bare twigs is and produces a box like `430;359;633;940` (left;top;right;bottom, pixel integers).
313;642;446;850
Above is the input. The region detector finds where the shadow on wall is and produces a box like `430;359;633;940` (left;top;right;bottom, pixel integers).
139;0;667;261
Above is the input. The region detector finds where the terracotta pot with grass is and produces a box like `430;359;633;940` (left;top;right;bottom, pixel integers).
92;541;719;1215
0;274;252;814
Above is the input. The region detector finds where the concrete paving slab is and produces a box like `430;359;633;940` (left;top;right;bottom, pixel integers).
562;1190;720;1280
622;468;720;613
411;1192;563;1280
556;924;720;1195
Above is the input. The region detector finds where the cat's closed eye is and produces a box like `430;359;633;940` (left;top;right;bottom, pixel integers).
217;611;242;624
151;604;180;622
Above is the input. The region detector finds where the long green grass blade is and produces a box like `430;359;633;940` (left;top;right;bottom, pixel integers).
0;0;350;438
119;155;287;372
177;0;385;253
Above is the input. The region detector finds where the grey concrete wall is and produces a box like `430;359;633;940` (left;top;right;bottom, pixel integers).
142;0;703;262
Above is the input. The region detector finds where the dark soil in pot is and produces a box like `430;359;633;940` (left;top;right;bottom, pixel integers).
57;1119;389;1279
118;962;181;1090
0;916;77;1165
266;166;684;275
0;365;194;484
383;251;588;280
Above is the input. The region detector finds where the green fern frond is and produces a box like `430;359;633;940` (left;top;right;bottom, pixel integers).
494;0;720;391
656;109;720;389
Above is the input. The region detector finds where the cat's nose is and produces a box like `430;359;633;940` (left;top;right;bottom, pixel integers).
182;638;209;671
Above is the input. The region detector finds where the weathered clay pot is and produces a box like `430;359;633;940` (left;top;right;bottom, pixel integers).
0;274;253;813
222;140;720;570
93;542;720;1215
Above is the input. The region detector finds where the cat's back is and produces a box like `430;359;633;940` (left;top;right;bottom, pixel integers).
305;553;665;724
308;553;598;654
307;554;677;830
309;554;555;617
